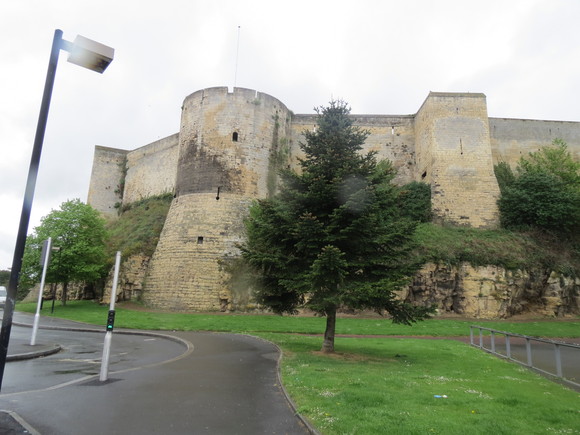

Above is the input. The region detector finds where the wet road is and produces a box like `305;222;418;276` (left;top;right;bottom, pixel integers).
0;314;312;435
2;325;187;395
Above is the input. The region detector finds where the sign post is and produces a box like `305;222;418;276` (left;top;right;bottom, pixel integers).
99;251;121;382
31;238;52;346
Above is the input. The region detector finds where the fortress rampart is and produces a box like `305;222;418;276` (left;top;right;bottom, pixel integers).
88;88;580;310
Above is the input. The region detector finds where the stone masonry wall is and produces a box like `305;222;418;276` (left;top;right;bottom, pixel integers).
415;92;500;228
87;87;580;314
291;114;416;185
87;146;128;217
176;87;293;198
123;134;179;204
142;193;251;310
144;87;293;310
490;117;580;166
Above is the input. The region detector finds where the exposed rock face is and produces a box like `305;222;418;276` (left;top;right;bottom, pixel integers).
102;254;150;304
31;256;580;320
102;258;579;319
399;263;580;319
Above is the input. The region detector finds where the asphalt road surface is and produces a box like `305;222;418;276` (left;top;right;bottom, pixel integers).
0;313;312;435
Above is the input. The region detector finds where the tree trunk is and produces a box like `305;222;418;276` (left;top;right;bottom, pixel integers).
62;282;68;306
321;307;337;353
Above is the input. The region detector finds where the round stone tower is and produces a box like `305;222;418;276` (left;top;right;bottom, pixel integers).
143;87;293;311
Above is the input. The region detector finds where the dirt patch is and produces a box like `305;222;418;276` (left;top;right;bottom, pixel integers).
310;350;397;363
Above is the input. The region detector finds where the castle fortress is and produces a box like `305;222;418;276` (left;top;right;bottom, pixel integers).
88;87;580;311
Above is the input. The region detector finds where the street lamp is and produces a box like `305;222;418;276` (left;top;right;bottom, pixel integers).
0;29;114;391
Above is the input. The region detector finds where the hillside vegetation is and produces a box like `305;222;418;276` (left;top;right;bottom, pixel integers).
104;193;579;278
106;193;173;261
414;223;580;276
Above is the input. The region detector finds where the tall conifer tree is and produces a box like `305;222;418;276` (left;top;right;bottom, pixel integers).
242;100;432;352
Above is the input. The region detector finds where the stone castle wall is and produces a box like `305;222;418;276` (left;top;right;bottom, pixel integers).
87;87;580;313
415;93;500;228
87;146;128;217
490;117;580;165
291;114;417;185
123;134;179;204
142;193;251;310
143;88;293;310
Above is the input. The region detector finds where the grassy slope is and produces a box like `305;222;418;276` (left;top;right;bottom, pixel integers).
106;194;172;259
413;223;580;273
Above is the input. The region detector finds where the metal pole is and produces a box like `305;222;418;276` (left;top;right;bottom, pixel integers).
526;338;533;367
554;343;563;378
0;29;63;392
100;251;121;382
31;237;52;345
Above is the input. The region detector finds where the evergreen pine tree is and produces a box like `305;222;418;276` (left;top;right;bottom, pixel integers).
242;100;432;352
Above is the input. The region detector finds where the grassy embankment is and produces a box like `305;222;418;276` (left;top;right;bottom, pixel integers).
107;194;580;276
16;301;580;435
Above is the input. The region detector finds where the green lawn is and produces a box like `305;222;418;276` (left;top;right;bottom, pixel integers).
16;301;580;435
17;300;580;338
264;334;580;434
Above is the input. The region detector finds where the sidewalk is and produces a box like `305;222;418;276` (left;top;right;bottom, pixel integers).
7;312;101;361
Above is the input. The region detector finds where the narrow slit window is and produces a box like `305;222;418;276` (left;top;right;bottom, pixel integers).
232;132;238;142
197;237;204;245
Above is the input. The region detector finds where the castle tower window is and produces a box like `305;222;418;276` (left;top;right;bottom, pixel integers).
232;132;238;142
197;236;204;245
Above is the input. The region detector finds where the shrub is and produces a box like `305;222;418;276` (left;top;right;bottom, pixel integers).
498;171;580;233
495;140;580;235
397;181;432;222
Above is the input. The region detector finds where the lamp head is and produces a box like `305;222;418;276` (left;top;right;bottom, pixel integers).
67;35;114;73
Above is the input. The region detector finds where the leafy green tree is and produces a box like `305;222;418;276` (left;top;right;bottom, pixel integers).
21;199;108;304
496;140;580;233
0;270;9;287
518;139;580;186
242;100;433;353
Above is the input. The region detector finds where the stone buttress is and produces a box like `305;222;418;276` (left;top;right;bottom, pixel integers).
415;92;500;228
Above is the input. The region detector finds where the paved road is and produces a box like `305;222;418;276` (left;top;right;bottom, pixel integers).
0;313;312;435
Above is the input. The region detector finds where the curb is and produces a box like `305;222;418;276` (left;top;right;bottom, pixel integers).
7;344;62;362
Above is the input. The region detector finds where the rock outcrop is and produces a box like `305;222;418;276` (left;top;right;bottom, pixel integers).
400;262;580;318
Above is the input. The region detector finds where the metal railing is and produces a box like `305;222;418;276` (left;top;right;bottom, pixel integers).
470;325;580;389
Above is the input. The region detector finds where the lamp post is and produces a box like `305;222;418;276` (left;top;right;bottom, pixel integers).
0;29;114;391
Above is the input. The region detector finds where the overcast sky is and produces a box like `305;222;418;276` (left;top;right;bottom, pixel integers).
1;0;579;270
